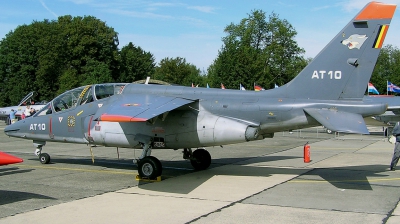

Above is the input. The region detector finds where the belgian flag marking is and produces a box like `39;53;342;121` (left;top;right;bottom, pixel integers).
373;25;389;49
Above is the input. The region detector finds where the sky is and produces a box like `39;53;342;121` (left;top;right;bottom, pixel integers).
1;0;400;71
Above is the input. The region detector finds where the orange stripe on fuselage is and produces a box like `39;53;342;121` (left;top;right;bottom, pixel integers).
355;2;396;20
100;114;147;122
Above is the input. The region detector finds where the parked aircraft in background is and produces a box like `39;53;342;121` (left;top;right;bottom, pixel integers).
326;95;400;134
364;95;400;123
3;2;396;179
364;95;400;134
0;91;46;124
0;151;23;166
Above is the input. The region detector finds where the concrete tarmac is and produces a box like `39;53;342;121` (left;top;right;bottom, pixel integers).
0;123;399;224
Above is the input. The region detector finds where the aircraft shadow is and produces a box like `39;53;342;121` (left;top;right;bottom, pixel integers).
28;157;137;169
0;167;34;177
297;165;392;191
138;160;394;194
0;190;55;205
25;156;394;194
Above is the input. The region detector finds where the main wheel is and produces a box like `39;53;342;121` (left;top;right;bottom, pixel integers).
190;148;211;170
138;156;162;179
39;153;51;164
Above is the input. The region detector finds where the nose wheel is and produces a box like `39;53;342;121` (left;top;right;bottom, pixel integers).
34;142;50;164
39;153;51;164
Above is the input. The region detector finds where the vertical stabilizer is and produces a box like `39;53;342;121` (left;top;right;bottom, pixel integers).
281;2;396;100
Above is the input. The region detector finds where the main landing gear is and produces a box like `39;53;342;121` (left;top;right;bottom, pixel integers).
136;141;162;180
34;141;51;164
136;145;212;180
183;148;211;170
31;139;212;180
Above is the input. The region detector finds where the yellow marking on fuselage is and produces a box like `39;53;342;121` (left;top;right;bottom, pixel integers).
78;85;91;99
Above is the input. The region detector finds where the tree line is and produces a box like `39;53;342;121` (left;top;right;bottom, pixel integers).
0;11;397;106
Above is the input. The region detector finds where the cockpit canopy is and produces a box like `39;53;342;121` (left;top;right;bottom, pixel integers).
34;83;127;116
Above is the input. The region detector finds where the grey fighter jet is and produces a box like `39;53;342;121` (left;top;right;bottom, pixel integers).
364;95;400;125
4;2;397;179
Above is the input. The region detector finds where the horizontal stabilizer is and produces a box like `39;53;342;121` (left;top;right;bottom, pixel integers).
97;94;194;122
304;108;369;134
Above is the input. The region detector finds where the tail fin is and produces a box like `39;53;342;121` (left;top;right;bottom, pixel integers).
281;2;396;100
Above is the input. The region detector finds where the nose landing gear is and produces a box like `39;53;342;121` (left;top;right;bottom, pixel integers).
34;141;51;164
39;153;51;164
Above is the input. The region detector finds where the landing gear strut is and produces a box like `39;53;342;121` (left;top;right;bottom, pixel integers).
136;138;162;179
34;141;50;164
183;148;211;170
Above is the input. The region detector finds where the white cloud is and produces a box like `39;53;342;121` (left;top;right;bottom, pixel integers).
39;0;58;18
187;6;216;13
63;0;94;4
105;8;172;19
311;5;335;12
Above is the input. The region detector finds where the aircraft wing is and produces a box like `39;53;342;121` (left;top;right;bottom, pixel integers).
304;108;369;134
388;107;400;115
96;94;195;122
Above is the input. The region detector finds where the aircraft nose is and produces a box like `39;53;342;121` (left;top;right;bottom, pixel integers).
4;121;22;137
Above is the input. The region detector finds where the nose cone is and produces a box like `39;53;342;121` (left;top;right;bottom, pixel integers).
0;151;23;165
4;120;23;137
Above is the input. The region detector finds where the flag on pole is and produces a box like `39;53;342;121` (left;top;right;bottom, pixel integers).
221;83;225;89
387;81;400;93
240;83;246;90
368;82;379;94
145;77;150;84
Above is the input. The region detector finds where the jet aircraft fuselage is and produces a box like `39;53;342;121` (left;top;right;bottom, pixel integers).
5;84;387;149
3;2;397;179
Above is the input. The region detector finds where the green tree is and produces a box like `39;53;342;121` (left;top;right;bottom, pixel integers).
0;15;120;106
153;57;204;86
207;10;307;90
118;42;155;83
371;45;400;94
0;21;53;106
56;15;119;94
